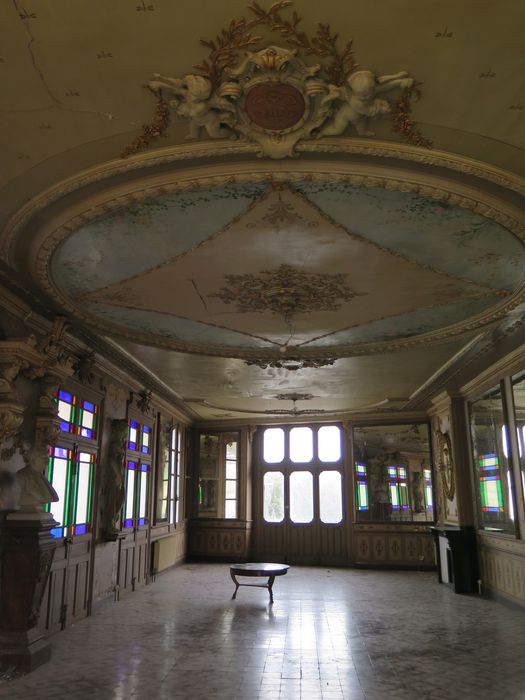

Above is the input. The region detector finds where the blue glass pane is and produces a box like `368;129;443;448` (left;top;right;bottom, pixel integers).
74;524;87;535
50;527;64;538
123;518;133;528
80;427;93;439
58;390;72;402
83;400;94;411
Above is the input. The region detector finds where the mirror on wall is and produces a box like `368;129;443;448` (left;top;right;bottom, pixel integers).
197;432;239;519
352;423;434;523
511;372;525;513
470;384;516;534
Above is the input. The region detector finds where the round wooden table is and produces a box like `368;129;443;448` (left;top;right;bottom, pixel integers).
230;563;289;603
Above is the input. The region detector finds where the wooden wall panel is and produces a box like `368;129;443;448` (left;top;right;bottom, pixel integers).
353;526;435;567
478;534;525;608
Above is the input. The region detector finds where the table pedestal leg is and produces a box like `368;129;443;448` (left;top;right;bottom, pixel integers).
230;570;239;600
267;574;276;604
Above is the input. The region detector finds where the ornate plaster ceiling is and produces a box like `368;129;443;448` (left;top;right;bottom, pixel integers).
1;0;525;421
48;180;522;359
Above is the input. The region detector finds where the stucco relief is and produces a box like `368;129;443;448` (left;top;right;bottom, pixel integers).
432;414;458;523
124;2;428;158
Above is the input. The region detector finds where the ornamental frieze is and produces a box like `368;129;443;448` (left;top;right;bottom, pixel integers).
123;1;430;159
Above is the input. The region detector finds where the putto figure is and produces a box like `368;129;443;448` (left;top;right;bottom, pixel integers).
320;70;414;137
148;73;237;139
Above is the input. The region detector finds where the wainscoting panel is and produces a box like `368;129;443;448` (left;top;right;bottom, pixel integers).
352;525;435;567
478;533;525;608
189;519;252;560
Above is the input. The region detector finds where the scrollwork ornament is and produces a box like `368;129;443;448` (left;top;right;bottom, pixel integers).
436;429;455;501
123;1;429;158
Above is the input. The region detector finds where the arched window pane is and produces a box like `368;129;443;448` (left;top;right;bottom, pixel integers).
290;427;313;463
319;471;343;524
290;471;313;523
263;472;284;522
318;426;341;462
264;428;285;463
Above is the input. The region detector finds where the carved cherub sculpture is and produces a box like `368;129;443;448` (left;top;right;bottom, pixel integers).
148;73;237;139
320;70;414;137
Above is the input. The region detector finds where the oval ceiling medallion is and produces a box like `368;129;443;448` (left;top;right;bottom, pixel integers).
41;175;525;361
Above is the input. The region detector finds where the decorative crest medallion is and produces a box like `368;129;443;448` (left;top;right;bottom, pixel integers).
123;1;431;159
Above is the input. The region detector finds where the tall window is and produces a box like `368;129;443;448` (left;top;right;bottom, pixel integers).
123;416;153;530
156;425;182;525
48;387;99;538
261;425;343;526
355;462;369;511
197;432;239;519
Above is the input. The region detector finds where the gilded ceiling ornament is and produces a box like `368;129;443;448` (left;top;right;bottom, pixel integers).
123;1;430;158
276;392;314;401
246;357;336;370
211;264;360;319
249;191;318;230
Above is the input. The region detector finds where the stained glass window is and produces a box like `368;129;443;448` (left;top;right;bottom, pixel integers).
355;462;369;510
479;454;504;512
424;468;433;510
48;446;73;538
141;424;151;454
47;446;94;538
138;464;149;526
124;460;150;528
56;390;77;434
128;420;139;451
77;399;98;440
123;461;137;528
389;466;409;510
71;452;94;535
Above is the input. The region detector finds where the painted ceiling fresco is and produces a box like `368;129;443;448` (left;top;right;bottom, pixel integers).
51;181;524;356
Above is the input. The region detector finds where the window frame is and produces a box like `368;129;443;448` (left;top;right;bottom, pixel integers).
48;383;101;540
122;411;154;531
260;423;344;527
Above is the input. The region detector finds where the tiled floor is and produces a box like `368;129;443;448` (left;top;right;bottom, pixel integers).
2;563;525;699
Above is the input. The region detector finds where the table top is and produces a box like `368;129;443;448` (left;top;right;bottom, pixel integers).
230;563;289;576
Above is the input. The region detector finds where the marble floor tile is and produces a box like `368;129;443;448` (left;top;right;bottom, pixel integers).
1;563;525;700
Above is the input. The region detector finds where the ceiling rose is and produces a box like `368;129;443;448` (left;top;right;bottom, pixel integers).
211;264;362;320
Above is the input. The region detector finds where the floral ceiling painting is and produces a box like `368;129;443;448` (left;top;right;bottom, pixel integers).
51;181;524;358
